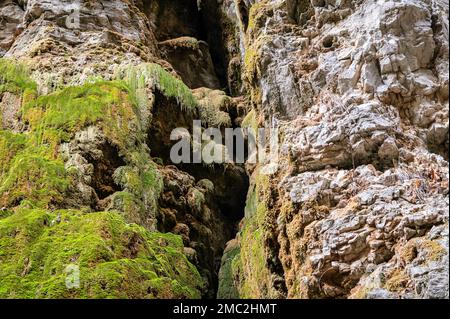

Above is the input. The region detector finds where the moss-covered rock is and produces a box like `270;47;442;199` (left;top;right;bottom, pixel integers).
0;58;206;299
0;59;37;96
223;170;281;299
217;240;240;299
0;144;69;208
0;209;203;298
120;62;198;111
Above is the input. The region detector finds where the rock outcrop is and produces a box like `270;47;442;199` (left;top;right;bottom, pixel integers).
0;0;448;300
220;0;449;299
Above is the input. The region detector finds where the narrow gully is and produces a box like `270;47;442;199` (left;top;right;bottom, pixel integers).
143;0;249;298
147;91;250;298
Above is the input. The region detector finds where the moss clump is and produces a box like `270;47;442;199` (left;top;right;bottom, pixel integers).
0;146;69;208
0;59;70;208
421;239;446;262
24;80;138;150
0;209;203;298
0;130;27;174
384;269;409;292
159;37;201;51
247;1;268;32
107;191;151;228
217;242;241;299
120;63;198;111
0;59;37;96
0;130;69;209
112;152;163;226
192;88;232;127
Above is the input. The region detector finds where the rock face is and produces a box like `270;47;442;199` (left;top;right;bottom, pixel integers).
0;0;448;300
159;37;222;89
0;0;24;55
221;0;449;299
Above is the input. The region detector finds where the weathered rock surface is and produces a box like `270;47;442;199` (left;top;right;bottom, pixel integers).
160;37;221;89
0;0;250;299
3;0;160;92
0;92;23;131
0;0;448;300
221;0;449;299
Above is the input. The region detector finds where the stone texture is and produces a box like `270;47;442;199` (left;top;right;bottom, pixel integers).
159;37;221;89
4;0;160;92
0;0;448;300
0;0;25;55
223;0;449;299
0;92;23;131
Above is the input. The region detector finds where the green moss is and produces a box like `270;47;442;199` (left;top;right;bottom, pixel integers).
0;61;167;212
241;109;258;133
192;88;232;127
0;59;38;126
0;59;37;96
0;130;27;174
242;35;271;87
112;152;163;224
247;0;280;35
0;59;205;299
120;63;198;111
217;243;241;299
159;37;200;51
24;80;138;149
235;171;275;298
0;127;70;209
247;1;266;32
0;209;204;298
0;146;69;208
107;191;146;226
4;75;160;209
0;80;137;208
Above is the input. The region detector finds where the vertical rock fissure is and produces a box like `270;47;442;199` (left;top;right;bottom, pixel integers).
180;164;250;298
138;0;251;298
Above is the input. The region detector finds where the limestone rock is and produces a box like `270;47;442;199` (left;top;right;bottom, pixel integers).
0;92;23;131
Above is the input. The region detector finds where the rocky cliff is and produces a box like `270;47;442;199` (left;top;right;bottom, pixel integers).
0;0;448;299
